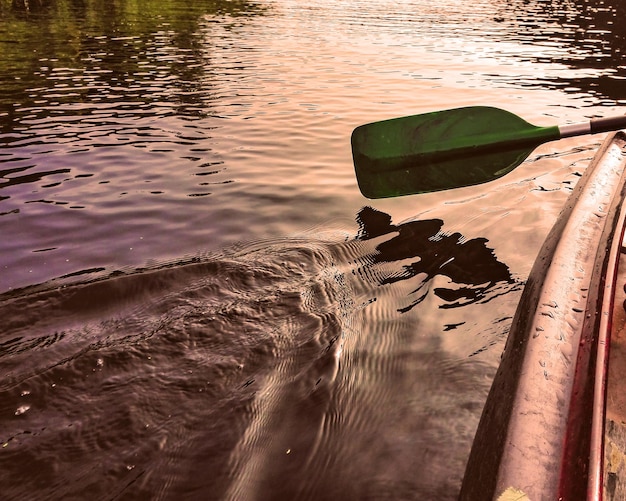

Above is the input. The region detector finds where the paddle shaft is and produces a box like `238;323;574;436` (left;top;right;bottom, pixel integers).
560;115;626;138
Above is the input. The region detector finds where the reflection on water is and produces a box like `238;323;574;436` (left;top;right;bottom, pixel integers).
0;0;267;122
0;0;623;498
495;0;626;102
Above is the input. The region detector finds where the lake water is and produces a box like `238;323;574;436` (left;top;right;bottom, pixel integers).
1;0;625;499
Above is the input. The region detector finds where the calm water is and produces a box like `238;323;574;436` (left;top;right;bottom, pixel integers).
1;0;625;499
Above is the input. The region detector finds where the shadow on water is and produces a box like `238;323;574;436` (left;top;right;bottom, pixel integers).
356;206;514;312
0;207;520;500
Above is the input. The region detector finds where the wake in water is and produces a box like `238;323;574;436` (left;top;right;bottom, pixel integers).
0;208;520;500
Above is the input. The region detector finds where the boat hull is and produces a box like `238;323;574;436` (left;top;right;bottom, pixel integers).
460;131;626;500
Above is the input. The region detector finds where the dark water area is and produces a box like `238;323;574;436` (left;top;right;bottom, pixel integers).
1;0;625;499
2;209;518;500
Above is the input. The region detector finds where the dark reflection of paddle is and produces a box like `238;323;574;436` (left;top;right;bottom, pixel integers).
356;206;514;311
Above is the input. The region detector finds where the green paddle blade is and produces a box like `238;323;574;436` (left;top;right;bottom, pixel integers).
352;106;561;199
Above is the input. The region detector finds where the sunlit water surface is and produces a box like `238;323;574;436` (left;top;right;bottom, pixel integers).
1;0;625;498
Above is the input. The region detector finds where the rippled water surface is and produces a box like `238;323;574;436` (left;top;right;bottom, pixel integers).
1;0;625;498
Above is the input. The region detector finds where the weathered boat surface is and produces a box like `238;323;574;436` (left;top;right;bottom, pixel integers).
605;254;626;501
459;131;626;501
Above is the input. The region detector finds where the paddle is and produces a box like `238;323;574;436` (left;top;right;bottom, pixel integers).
352;106;626;199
